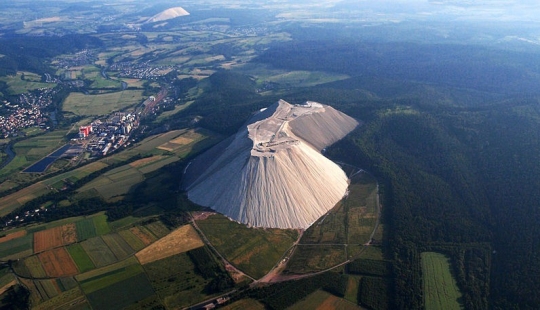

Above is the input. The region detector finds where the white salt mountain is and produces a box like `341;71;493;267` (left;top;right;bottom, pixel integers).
184;99;359;229
146;7;190;23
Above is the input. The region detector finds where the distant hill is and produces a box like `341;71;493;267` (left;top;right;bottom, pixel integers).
146;7;190;23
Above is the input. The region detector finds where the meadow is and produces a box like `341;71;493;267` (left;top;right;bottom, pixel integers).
0;72;55;95
62;90;144;116
196;213;298;279
422;252;464;310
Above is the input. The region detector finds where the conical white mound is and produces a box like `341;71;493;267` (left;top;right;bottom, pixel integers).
184;100;359;229
146;7;190;23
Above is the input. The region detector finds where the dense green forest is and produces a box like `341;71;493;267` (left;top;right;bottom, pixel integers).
0;34;102;76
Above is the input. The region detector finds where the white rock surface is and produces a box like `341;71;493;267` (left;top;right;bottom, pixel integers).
146;7;190;23
184;99;359;229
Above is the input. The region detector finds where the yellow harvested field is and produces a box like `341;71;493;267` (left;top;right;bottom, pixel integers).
0;230;26;244
129;155;165;168
170;136;194;145
136;224;204;265
0;280;16;295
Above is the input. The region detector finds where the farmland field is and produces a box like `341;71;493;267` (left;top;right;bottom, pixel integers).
143;221;170;239
143;253;210;309
62;90;144;116
23;255;47;278
345;276;360;304
33;279;61;300
79;263;145;294
129;226;156;246
41;161;109;187
67;243;95;273
86;272;155;310
38;247;79;277
0;232;33;259
76;256;139;282
118;229;146;251
76;218;98;241
285;245;346;274
301;202;347;244
92;214;111;235
197;214;298;279
0;182;50;216
34;224;77;253
77;165;144;200
0;230;26;243
32;287;86;310
421;252;464;310
101;233;134;261
80;237;117;267
288;290;362;310
136;224;204;265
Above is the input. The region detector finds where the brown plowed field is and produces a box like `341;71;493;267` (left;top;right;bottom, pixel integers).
38;247;78;277
34;224;77;253
0;230;26;243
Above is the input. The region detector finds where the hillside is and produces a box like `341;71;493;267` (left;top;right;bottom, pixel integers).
184;100;358;229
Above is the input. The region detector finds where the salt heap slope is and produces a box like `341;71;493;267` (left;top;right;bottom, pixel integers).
146;7;190;23
184;100;359;229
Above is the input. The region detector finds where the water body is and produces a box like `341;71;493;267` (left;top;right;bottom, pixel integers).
23;144;71;173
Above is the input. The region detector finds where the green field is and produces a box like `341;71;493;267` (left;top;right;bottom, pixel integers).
197;214;298;279
0;183;50;216
80;237;117;268
421;252;464;310
143;253;211;309
0;72;55;95
285;245;346;274
76;218;98;241
62;90;144;116
0;233;33;259
0;267;15;288
118;229;146;251
77;164;144;200
101;233;134;261
79;263;145;294
92;214;111;235
345;276;360;304
75;256;139;282
32;287;85;310
41;161;109;187
24;255;47;278
86;272;155;310
144;221;170;239
67;243;96;273
34;279;61;300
